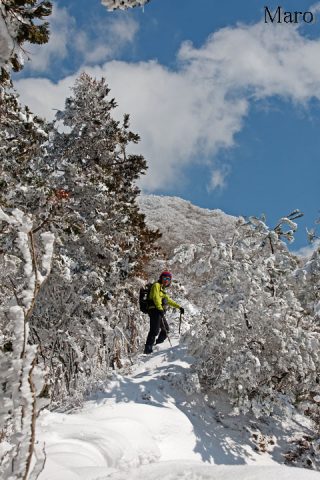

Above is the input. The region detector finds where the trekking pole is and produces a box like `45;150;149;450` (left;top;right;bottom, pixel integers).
178;312;183;334
161;316;172;347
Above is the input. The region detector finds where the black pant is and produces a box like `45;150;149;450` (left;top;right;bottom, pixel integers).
145;309;169;348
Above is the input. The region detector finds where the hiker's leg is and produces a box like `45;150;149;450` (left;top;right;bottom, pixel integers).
156;316;169;344
144;309;161;353
155;329;166;344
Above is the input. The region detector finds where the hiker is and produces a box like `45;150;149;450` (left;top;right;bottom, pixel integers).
144;271;184;354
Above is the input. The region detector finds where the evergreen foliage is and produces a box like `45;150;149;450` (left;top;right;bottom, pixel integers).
0;0;52;82
24;72;160;402
0;86;49;209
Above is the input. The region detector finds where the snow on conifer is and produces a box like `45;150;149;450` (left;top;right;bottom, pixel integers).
0;1;52;82
0;208;54;479
102;0;150;11
25;73;160;403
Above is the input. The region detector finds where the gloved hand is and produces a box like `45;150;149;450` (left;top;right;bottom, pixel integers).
180;307;184;314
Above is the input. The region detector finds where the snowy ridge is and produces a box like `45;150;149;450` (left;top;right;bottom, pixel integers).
138;194;238;254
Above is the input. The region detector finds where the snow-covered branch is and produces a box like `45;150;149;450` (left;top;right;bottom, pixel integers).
178;215;320;417
0;208;54;479
101;0;150;11
0;0;52;82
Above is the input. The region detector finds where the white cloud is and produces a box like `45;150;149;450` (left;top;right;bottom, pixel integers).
310;2;320;14
294;239;320;258
109;15;139;43
74;16;139;64
15;20;320;192
24;5;139;72
178;23;320;103
15;76;74;120
24;5;74;72
208;167;230;191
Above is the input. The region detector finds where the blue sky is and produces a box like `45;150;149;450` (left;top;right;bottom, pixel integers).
14;0;320;250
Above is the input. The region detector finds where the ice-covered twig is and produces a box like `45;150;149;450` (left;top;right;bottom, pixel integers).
0;208;54;479
102;0;150;11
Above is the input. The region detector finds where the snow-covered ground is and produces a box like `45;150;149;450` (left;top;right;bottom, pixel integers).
36;325;320;480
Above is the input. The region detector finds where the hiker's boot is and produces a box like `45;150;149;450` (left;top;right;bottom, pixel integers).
143;344;153;354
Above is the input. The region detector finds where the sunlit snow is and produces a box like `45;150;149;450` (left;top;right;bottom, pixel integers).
35;331;319;479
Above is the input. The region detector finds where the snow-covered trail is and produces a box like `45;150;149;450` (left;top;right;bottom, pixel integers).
36;332;320;480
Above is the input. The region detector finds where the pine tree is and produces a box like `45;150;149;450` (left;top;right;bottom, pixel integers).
0;0;52;83
0;86;49;207
28;73;160;401
47;72;159;281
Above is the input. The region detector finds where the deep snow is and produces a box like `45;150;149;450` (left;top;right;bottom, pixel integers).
35;323;320;480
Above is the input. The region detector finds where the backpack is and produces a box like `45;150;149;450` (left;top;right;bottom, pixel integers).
139;283;152;314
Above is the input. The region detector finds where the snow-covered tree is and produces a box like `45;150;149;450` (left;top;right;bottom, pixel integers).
0;86;49;210
0;208;54;480
26;73;160;402
0;2;53;476
178;214;320;416
49;73;158;279
0;0;162;474
299;217;320;324
0;2;160;468
294;246;320;325
0;0;52;83
102;0;150;11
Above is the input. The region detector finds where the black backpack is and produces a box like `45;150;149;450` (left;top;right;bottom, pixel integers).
139;283;152;314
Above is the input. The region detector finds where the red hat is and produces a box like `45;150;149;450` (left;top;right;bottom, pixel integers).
160;271;172;279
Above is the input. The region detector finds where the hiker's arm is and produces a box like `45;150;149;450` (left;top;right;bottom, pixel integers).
150;282;163;310
164;293;180;310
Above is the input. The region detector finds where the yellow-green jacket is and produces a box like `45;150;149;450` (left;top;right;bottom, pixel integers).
148;281;181;311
